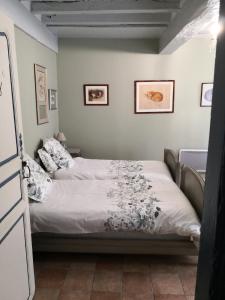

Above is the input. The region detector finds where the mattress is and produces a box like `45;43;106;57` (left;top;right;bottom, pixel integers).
54;158;172;181
29;176;200;238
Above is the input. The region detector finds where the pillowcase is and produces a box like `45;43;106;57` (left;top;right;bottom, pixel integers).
43;138;74;169
38;148;58;173
24;154;52;202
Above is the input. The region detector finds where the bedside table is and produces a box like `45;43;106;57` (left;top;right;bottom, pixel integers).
68;147;81;158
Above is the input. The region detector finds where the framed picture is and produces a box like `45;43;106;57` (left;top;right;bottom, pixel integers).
84;84;109;106
201;83;213;107
34;64;48;124
135;80;175;114
48;89;58;110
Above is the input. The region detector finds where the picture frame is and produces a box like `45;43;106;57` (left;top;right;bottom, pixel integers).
34;64;48;124
134;80;175;114
83;84;109;106
48;89;58;110
201;83;213;107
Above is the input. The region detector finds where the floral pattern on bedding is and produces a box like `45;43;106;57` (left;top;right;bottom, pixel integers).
43;138;74;169
24;155;52;202
105;172;161;232
109;160;144;178
38;148;58;173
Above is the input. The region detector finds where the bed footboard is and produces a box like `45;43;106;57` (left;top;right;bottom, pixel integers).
32;235;198;256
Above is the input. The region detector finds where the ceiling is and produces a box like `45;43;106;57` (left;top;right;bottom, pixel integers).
19;0;189;39
19;0;219;53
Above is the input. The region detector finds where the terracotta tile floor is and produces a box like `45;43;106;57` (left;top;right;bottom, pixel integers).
33;253;197;300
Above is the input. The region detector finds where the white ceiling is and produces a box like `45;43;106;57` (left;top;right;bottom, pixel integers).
19;0;219;53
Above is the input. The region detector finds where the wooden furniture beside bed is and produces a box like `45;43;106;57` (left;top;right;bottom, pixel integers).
68;147;81;158
32;149;203;255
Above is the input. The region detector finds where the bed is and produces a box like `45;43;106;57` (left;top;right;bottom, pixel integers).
31;154;202;255
42;148;180;185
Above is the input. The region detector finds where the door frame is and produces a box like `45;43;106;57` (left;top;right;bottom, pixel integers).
195;1;225;299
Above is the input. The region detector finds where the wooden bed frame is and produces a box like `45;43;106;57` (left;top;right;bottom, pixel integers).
32;235;198;255
32;149;202;255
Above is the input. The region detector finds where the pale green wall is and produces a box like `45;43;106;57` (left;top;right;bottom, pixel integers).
57;38;215;160
15;27;59;157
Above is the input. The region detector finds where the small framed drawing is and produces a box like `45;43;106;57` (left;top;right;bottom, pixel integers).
84;84;109;106
135;80;175;114
48;89;58;110
34;64;48;124
201;83;213;107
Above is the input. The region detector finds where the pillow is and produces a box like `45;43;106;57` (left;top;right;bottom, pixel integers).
24;154;52;202
38;148;58;173
43;138;74;169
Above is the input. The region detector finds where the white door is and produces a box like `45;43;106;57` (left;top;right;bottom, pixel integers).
0;12;35;300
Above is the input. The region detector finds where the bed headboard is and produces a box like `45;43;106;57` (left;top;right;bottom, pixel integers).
33;140;44;166
180;166;204;220
164;149;180;185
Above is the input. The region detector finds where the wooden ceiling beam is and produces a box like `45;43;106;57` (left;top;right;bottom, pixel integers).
31;0;181;15
42;13;172;26
159;0;210;54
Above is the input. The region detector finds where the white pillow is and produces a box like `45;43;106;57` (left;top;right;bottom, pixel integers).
24;154;52;202
38;148;58;173
43;138;74;169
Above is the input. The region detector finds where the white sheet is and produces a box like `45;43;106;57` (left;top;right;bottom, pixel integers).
54;158;172;181
30;176;200;238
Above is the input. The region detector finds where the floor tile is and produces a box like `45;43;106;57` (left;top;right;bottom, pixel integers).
122;294;154;300
91;291;121;300
123;256;149;273
122;272;153;300
123;272;152;295
63;270;94;291
96;255;123;271
179;275;196;296
58;290;91;300
176;265;197;277
177;266;196;296
150;263;178;274
36;268;67;288
93;271;122;292
154;296;186;300
33;253;198;300
70;261;96;272
152;273;184;295
33;288;60;300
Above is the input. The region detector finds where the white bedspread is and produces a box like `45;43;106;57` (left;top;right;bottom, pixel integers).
29;176;200;238
54;158;172;181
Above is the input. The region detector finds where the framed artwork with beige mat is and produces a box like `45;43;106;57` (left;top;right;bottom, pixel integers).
135;80;175;114
34;64;48;124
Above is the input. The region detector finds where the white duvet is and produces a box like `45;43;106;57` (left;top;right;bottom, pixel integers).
30;175;200;238
54;158;172;181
